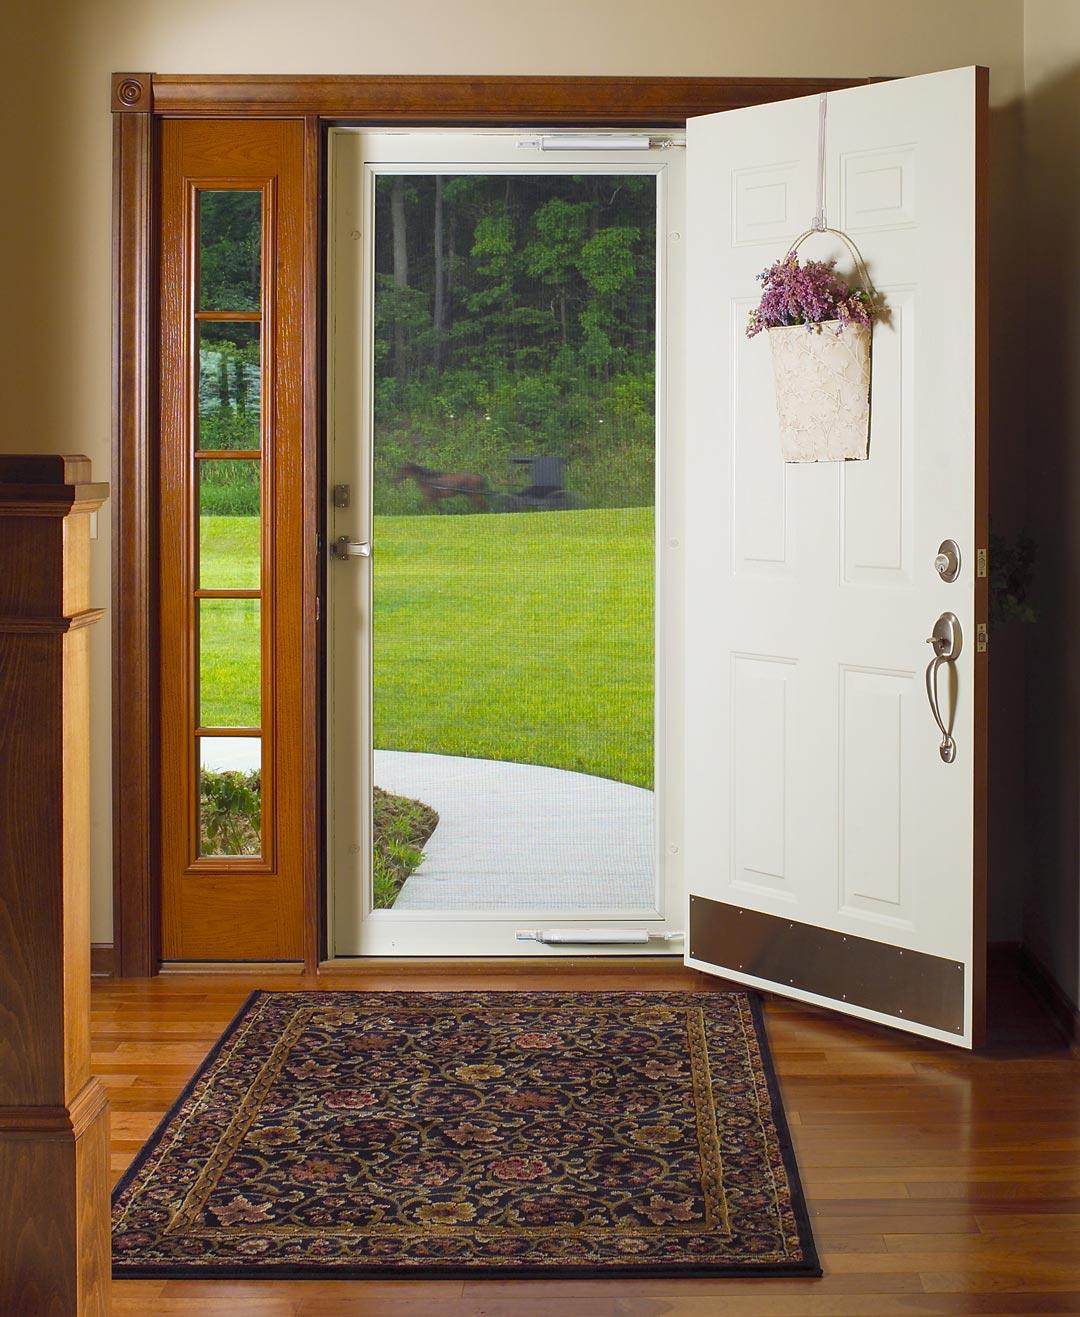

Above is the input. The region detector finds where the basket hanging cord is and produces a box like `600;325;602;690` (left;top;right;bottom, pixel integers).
812;93;828;232
788;226;874;294
793;93;879;309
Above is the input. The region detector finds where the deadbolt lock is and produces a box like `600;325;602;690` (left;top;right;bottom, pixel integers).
934;539;961;583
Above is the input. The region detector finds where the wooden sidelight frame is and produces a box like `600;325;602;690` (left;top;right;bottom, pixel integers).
111;72;879;976
158;120;308;961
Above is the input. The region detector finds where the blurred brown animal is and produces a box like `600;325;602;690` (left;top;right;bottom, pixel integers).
397;463;489;511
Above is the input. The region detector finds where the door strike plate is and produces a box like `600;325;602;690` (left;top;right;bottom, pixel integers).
333;484;351;509
976;622;988;653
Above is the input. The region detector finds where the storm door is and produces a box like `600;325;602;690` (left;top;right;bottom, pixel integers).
327;129;686;956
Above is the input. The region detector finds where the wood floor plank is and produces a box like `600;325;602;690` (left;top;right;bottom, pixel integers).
94;966;1080;1312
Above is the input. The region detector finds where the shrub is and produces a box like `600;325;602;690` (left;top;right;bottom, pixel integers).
200;768;261;856
198;461;260;516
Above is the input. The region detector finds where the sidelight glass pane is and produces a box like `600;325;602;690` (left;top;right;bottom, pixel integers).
199;460;261;589
197;322;261;451
199;736;262;857
369;173;657;911
198;190;261;311
199;598;261;728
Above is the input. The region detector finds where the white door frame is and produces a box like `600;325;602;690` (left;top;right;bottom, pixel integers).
326;128;686;956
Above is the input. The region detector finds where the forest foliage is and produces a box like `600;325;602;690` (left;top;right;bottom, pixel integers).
372;173;658;512
197;191;263;509
195;175;659;516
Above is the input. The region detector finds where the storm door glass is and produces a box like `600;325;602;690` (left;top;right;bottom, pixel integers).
369;173;657;910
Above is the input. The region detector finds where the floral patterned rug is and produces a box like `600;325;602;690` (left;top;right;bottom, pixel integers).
112;990;818;1278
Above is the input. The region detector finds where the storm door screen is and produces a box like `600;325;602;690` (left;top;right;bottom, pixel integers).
367;171;657;913
329;130;685;954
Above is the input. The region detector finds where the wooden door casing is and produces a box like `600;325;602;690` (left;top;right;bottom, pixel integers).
159;119;307;960
114;76;882;975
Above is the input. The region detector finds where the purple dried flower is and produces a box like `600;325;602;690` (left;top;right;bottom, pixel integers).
745;252;878;338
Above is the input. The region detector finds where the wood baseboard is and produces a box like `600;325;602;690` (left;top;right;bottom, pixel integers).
159;961;305;975
1017;944;1080;1049
90;943;114;978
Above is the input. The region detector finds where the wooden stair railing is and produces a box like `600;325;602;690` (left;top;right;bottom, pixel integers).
0;455;111;1313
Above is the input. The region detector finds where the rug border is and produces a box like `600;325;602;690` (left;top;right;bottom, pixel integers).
112;989;822;1281
110;988;269;1210
746;992;821;1278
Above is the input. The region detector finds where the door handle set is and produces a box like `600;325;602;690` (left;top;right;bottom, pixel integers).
925;612;962;763
330;537;371;560
924;541;964;763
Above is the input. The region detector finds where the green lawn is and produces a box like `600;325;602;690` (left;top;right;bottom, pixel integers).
199;596;261;728
199;507;653;786
201;513;260;589
198;515;262;727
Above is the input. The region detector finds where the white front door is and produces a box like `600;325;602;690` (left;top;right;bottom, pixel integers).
683;68;989;1046
327;129;687;956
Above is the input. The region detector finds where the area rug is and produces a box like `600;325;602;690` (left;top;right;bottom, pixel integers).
111;990;819;1278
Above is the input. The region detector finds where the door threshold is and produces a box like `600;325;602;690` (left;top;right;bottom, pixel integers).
319;954;683;974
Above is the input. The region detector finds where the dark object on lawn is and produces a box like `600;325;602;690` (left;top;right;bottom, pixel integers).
397;462;489;511
495;454;584;512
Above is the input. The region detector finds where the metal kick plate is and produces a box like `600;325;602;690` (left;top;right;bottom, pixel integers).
689;896;965;1034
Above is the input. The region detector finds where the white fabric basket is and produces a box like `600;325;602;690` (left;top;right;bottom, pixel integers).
768;319;871;463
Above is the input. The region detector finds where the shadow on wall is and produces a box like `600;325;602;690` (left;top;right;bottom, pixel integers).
1021;61;1080;1006
987;99;1028;946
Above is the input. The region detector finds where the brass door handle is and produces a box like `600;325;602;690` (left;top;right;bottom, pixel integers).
925;612;962;763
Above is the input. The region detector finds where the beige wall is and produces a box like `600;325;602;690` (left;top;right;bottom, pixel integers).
1;1;1030;946
1022;0;1080;1005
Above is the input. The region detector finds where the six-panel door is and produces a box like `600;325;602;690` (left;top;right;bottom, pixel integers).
682;69;989;1046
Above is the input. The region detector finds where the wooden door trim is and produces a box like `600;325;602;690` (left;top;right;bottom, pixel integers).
111;71;881;977
147;73;878;120
301;115;324;968
112;78;160;977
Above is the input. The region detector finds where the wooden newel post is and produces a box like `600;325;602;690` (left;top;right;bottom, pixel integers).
0;456;111;1314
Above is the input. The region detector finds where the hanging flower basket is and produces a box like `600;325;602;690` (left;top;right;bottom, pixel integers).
768;319;871;462
747;228;880;464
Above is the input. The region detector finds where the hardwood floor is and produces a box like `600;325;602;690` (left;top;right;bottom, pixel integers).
93;962;1080;1315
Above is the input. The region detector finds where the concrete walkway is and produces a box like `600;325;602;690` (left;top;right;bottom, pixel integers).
374;750;655;911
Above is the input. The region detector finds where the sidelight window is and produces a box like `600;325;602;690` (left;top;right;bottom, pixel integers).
193;188;265;858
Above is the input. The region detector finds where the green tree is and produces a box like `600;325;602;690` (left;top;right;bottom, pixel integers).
524;198;588;344
199;191;261;311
